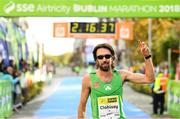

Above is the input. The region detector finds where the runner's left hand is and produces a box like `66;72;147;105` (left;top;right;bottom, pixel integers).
139;40;150;57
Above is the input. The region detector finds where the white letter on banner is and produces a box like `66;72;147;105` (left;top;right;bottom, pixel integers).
73;4;81;12
37;4;46;12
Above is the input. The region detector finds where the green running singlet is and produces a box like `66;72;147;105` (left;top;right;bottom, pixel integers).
90;70;126;119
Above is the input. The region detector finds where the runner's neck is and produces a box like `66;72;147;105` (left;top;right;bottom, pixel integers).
96;69;113;83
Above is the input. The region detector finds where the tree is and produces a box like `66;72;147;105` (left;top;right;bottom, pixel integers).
125;18;178;65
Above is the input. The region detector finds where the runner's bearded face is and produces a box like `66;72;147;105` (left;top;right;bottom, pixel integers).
96;48;112;72
98;60;110;71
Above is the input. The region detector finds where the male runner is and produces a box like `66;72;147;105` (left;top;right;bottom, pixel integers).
78;42;155;119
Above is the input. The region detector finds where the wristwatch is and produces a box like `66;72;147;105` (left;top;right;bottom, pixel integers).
145;55;151;60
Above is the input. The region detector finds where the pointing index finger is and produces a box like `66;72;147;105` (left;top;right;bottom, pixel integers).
138;40;142;47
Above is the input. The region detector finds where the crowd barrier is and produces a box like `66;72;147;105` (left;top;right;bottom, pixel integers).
167;80;180;118
0;80;13;119
0;71;52;119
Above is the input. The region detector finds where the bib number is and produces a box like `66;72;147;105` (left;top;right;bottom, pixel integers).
98;95;120;119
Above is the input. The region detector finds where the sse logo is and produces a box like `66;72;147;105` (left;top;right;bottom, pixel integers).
4;1;35;14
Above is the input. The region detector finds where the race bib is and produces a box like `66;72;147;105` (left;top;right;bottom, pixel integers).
98;95;120;119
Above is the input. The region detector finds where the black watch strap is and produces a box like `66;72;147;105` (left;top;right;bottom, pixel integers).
145;55;151;59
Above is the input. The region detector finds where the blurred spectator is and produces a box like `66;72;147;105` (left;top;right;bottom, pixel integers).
12;69;22;111
153;72;168;115
33;62;41;83
1;66;19;84
1;65;21;112
19;59;24;72
41;63;47;81
175;63;180;80
9;59;17;71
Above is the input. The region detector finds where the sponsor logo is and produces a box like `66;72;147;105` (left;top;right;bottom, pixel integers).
4;1;16;14
108;97;117;103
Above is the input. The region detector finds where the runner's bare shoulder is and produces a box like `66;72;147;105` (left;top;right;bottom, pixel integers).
82;74;91;88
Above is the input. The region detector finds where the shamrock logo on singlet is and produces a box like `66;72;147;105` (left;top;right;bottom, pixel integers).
104;84;112;91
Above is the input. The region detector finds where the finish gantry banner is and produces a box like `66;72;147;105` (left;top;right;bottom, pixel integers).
0;0;180;17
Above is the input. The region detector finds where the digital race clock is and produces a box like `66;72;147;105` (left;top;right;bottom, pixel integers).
70;22;116;34
53;21;133;39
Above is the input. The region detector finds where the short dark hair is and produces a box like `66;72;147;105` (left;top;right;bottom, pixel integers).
92;43;115;61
